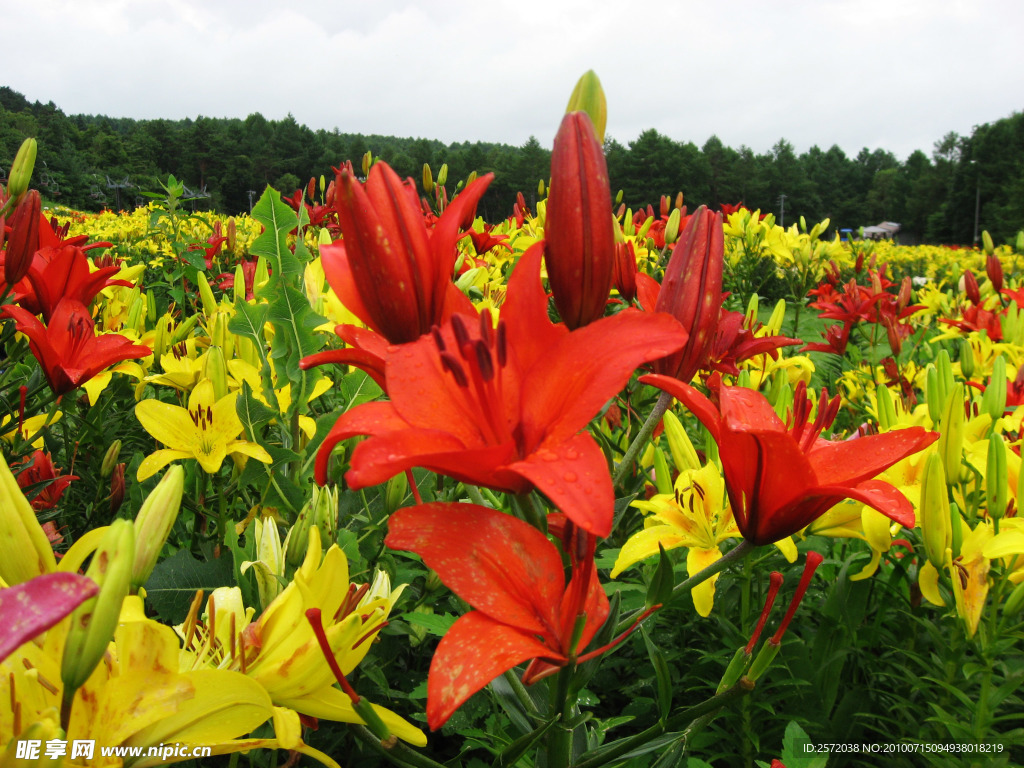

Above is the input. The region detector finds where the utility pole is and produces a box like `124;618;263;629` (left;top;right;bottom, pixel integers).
778;193;787;228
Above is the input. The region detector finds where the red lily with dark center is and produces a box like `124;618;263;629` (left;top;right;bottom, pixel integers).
316;244;688;535
15;450;78;511
301;161;492;387
2;298;152;395
388;504;650;729
641;373;937;546
13;244;130;321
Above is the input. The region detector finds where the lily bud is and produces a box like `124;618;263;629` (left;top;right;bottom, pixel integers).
7;137;37;203
662;410;699;472
131;465;184;590
1003;580;1024;619
564;70;607;144
226;217;237;254
109;463;125;516
61;519;135;693
875;385;897;432
959;338;975;380
436;163;448;187
982;356;1007;421
545;111;615;329
361;151;373;177
986;253;1004;294
920;453;951;569
241;516;285;608
963;270;981;305
664;207;681;245
4;189;41;284
384;471;409;515
422;164;434;193
234;263;246;304
652;447;673;494
982;230;994;256
653;206;724;382
197;271;218;316
937;383;965;485
0;453;57;585
986;435;1008;520
745;293;760;328
766;299;787;336
101;440;122;478
202;346;230;401
612;240;637;304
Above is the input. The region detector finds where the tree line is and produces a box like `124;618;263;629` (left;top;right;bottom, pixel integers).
2;86;1021;244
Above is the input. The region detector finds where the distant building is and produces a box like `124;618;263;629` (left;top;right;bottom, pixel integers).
861;221;901;240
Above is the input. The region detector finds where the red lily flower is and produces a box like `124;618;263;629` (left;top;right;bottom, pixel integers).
641;374;938;545
800;322;852;356
13;244;130;321
317;244;688;535
1;298;152;395
323;161;492;345
15;450;78;511
545;111;615;329
385;504;611;729
3;189;41;284
707;308;801;376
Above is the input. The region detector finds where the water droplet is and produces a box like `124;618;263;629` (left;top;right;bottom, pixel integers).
565;448;579;460
539;450;559;462
563;472;578;482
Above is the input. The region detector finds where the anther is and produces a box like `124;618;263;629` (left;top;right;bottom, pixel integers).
440;352;469;387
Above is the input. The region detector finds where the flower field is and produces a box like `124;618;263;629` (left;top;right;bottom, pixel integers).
2;75;1023;768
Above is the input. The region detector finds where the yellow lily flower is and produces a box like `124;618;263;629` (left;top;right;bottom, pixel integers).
134;379;272;480
1;411;62;450
951;521;994;637
178;527;426;746
613;463;796;616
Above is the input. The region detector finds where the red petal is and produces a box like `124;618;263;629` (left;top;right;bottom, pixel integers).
519;309;687;448
639;373;721;443
508;432;614;537
635;272;661;312
0;573;97;664
386;504;564;637
807;427;937;487
426;611;561;730
499;243;567;373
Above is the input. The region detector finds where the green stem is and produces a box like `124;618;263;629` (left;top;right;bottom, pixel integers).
464;484;489;508
616;539;756;633
502;669;541;717
573;682;751;768
612;390;673;488
547;665;575;768
349;724;449;768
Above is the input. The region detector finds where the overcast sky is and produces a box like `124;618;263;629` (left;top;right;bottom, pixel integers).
6;0;1023;161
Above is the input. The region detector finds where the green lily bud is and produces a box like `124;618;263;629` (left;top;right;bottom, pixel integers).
959;338;975;380
241;517;285;609
255;256;271;294
565;70;607;144
131;465;184;590
422;163;434;193
636;214;654;241
125;291;145;333
745;293;760;328
197;271;218;316
986;435;1008;520
436;163;448;188
652;447;673;495
982;230;994;256
615;189;623;206
936;349;954;402
876;385;897;433
7;137;37;203
745;639;781;682
704;428;719;465
920;453;951;569
664;207;681;245
982;356;1007;422
313;483;339;543
407;603;433;647
233;263;246;304
61;519;135;693
1003;580;1024;619
169;313;200;345
663;410;700;473
949;502;963;559
1016;230;1024;255
925;365;941;425
202;346;230;401
537;178;546;198
2;714;63;765
937;383;965;485
717;646;751;694
384;472;409;515
285;500;315;568
0;453;56;585
766;299;787;335
737;369;752;389
100;440;122;479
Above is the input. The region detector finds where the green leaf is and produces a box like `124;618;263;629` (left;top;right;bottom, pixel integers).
641;625;673;726
250;186;300;276
493;717;559;768
780;720;827;768
647;542;675;609
340;368;384;409
144;548;235;624
400;611;457;637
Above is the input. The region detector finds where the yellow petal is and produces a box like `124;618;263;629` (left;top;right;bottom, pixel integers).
919;560;945;607
687;547;722;617
276;685;427;747
610;526;687;578
137;450;190;482
136;399;199;451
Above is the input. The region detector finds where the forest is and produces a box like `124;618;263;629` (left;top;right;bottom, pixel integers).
1;85;1022;244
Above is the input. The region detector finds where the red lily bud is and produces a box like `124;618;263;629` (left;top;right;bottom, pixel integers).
746;571;784;654
963;269;981;305
545;111;615;329
855;251;864;273
5;189;41;284
771;551;823;644
897;276;912;312
675;192;684;210
226;217;236;254
109;463;126;516
613;240;638;304
883;314;902;357
987;253;1004;294
306;176;316;203
660;195;670;218
653;206;724;381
